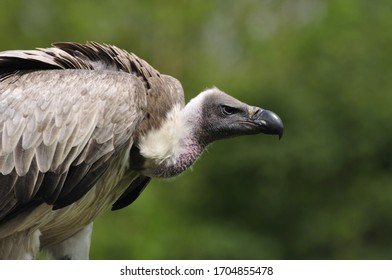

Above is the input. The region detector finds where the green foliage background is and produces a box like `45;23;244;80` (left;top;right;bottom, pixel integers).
2;0;392;259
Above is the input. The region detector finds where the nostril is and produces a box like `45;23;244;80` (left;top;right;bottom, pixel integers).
252;107;263;119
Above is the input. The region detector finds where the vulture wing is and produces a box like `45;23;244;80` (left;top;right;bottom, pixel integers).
0;68;147;221
0;42;168;223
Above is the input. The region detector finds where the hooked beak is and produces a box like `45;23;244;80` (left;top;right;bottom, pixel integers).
252;108;284;139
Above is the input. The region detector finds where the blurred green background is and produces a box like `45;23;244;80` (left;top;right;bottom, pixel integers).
2;0;392;259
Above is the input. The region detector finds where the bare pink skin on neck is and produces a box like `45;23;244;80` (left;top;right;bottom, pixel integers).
151;136;205;178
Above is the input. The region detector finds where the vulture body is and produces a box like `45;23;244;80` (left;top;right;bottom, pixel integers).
0;42;283;259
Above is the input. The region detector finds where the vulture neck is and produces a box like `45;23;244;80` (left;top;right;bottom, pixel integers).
137;95;207;178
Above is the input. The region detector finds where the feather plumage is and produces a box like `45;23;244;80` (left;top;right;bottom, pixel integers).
0;42;186;259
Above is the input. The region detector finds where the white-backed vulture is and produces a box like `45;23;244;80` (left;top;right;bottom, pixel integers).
0;42;283;259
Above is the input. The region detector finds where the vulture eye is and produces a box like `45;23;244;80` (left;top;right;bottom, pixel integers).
221;105;236;115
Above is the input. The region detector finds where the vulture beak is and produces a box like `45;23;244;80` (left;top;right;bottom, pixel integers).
251;108;284;139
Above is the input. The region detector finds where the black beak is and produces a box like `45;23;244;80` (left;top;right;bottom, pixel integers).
253;109;284;139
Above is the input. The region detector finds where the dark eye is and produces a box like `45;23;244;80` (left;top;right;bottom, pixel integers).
221;105;236;115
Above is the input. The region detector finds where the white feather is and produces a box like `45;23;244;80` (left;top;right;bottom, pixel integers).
138;104;191;165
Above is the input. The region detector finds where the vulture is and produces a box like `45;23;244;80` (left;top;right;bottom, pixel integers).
0;42;283;259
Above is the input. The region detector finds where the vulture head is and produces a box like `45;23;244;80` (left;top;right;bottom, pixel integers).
191;88;283;142
136;87;283;178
